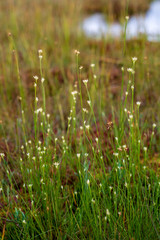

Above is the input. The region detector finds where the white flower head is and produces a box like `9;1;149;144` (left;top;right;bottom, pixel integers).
83;79;88;85
33;76;38;81
136;101;141;106
132;57;138;63
87;179;90;185
90;63;95;68
153;123;156;129
41;78;45;83
74;49;80;55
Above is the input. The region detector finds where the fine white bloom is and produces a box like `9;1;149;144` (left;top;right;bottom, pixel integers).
127;68;135;74
136;101;141;106
38;49;43;54
87;179;90;185
125;16;129;21
77;153;80;158
132;57;138;63
83;79;88;85
71;91;78;96
153;123;156;129
41;78;45;83
143;147;147;152
53;162;60;168
33;76;38;81
87;100;91;106
106;209;110;216
85;125;90;130
91;199;95;204
74;49;80;55
83;108;88;113
90;63;95;68
0;153;5;158
113;153;119;157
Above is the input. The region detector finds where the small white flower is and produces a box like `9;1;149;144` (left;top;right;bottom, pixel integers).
153;123;156;129
83;108;88;113
22;220;26;224
106;209;110;216
53;162;60;168
132;57;137;63
74;49;80;55
131;85;134;90
85;125;90;130
41;78;45;83
87;179;90;185
127;68;135;74
83;79;88;85
71;91;78;96
93;74;97;79
0;153;5;158
136;101;141;106
125;16;129;21
143;147;147;152
91;199;95;204
113;153;119;157
87;100;91;106
90;63;95;68
33;76;38;81
38;49;43;54
77;153;80;158
36;108;43;114
125;91;128;96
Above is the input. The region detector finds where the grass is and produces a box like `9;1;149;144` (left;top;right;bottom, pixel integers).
0;0;160;239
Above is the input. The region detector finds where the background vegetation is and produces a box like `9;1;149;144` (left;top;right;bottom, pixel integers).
0;0;159;239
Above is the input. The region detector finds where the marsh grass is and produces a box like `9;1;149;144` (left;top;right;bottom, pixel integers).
0;0;160;239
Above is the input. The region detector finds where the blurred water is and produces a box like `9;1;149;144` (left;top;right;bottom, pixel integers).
82;0;160;41
82;13;122;39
